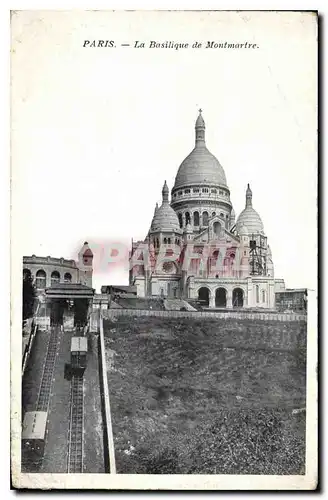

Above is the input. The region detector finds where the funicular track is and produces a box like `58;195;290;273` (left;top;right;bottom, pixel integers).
36;325;61;412
67;374;84;473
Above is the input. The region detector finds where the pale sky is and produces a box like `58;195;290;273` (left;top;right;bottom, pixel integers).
11;11;317;292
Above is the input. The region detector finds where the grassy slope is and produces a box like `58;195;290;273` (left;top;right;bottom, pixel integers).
104;316;306;474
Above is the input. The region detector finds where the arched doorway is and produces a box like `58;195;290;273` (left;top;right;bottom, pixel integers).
215;288;227;307
233;288;244;308
51;271;60;286
64;272;72;283
35;269;46;289
198;287;210;307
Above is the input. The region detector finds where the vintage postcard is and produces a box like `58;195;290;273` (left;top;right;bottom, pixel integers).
11;10;318;490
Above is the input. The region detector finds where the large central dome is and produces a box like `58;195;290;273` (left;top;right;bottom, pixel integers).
173;111;227;190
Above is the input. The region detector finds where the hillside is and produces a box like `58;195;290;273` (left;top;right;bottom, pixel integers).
104;316;306;474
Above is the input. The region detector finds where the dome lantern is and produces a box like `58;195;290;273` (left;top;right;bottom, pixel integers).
162;180;169;203
246;183;252;208
195;108;205;146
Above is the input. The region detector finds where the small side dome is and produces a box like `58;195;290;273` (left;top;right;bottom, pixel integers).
236;184;264;235
150;181;182;234
236;209;264;235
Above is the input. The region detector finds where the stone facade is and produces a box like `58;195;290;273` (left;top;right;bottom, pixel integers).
129;111;285;308
23;241;93;291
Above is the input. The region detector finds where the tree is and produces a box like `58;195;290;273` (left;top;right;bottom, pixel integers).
23;274;36;320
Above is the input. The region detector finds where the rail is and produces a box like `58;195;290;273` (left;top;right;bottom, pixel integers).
67;375;84;473
99;314;116;473
36;326;61;412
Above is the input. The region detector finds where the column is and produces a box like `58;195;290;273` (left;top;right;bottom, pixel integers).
209;291;215;308
227;289;233;309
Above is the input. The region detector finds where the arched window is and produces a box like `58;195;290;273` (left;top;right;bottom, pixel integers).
64;272;72;283
233;288;244;308
202;211;209;226
213;221;221;235
178;213;183;228
35;269;46;289
256;285;260;303
163;237;167;244
51;271;60;285
185;212;191;225
212;212;216;217
156;238;160;248
23;268;31;280
193;211;200;226
262;290;266;303
167;238;171;244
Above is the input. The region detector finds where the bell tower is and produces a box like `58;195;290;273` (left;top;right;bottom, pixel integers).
78;241;93;287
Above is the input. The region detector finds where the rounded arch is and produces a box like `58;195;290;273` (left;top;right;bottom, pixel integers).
202;211;209;226
213;221;221;235
178;213;183;228
23;268;31;280
35;269;46;289
233;288;244;308
51;270;60;285
64;272;72;283
197;287;210;307
215;287;227;307
193;211;200;226
185;212;191;225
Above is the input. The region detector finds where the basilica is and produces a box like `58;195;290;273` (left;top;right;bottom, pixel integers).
129;111;286;309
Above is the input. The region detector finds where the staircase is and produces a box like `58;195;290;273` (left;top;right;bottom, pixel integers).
163;299;197;312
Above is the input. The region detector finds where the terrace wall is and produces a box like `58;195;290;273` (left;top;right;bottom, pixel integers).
102;308;306;323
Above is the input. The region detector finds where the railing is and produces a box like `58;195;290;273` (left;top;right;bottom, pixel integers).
102;308;306;322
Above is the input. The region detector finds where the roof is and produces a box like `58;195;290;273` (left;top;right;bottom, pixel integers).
236;185;264;236
150;201;182;233
45;283;95;298
236;207;264;235
71;336;88;352
22;411;47;440
150;181;182;234
101;285;137;294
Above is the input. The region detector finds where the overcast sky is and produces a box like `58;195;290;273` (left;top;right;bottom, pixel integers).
11;11;317;292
